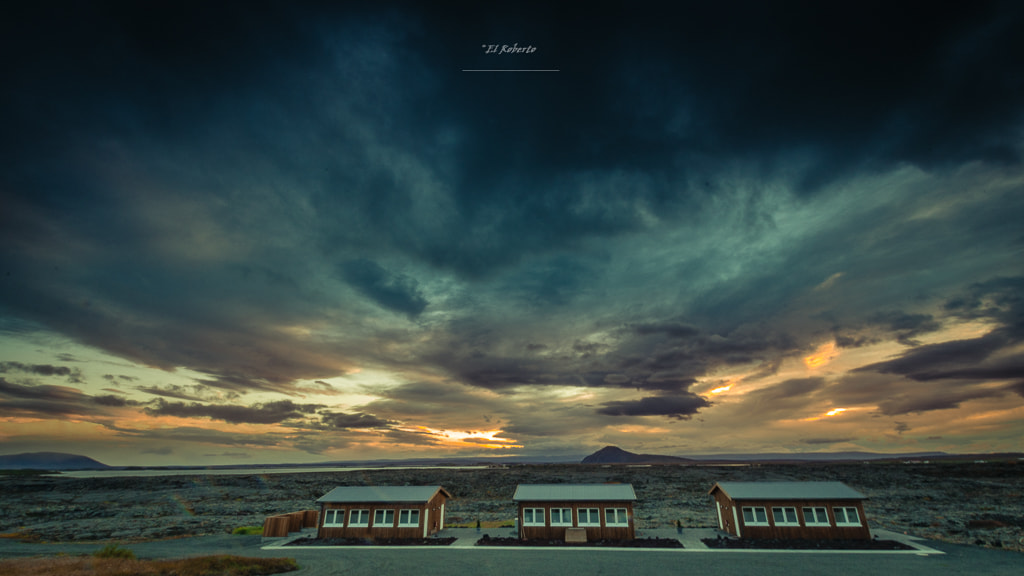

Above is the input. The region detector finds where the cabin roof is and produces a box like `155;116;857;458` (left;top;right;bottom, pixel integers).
513;483;636;502
708;481;867;500
316;485;451;504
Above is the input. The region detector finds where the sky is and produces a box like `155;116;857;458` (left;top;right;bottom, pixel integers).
1;1;1023;466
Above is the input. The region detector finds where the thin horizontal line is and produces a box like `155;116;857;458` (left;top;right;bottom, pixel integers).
461;69;560;72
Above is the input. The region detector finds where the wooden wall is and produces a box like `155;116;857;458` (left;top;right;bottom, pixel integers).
262;509;320;537
711;491;870;540
317;490;448;539
517;501;635;540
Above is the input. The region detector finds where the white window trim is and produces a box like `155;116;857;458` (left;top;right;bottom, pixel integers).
578;508;601;527
604;507;628;527
803;507;830;527
771;506;800;527
349;509;369;527
833;507;861;526
323;509;345;527
741;506;769;526
550;508;573;527
523;508;546;527
398;509;420;527
373;509;395;527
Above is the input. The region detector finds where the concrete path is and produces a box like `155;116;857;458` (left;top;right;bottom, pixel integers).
264;527;945;555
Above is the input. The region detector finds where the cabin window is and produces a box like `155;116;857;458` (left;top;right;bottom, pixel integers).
550;508;573;526
523;508;545;526
372;509;395;527
349;509;369;527
802;507;830;526
323;509;345;526
604;508;628;527
578;508;601;526
741;507;769;526
833;507;860;526
398;509;420;527
771;507;799;526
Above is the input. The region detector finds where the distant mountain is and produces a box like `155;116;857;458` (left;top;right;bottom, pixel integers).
581;446;693;464
0;452;111;470
579;447;970;464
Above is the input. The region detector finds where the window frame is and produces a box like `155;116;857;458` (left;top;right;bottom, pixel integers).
771;506;799;526
802;507;830;526
577;508;601;527
523;507;546;527
604;507;629;527
741;506;769;526
398;509;420;527
833;506;860;526
372;509;395;527
322;509;345;527
349;509;370;527
549;508;573;526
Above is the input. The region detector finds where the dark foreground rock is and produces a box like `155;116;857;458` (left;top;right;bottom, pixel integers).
701;537;914;550
287;536;457;546
476;535;683;548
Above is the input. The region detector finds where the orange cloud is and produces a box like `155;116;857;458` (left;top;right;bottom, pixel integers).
804;341;839;369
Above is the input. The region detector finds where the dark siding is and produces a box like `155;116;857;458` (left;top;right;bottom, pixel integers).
517;501;635;540
712;492;870;540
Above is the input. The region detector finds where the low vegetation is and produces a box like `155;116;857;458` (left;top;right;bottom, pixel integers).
93;544;135;559
231;525;264;536
0;555;298;576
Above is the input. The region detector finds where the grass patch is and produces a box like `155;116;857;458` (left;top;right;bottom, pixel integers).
231;525;264;536
93;545;134;559
0;555;298;576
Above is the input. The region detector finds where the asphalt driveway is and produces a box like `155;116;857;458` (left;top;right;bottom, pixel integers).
1;532;1020;576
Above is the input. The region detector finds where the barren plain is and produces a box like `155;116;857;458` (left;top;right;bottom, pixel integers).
2;461;1021;552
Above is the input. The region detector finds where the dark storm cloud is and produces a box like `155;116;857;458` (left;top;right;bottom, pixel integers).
801;438;857;445
0;377;133;418
0;0;1022;454
597;393;711;419
0;362;74;377
877;388;1003;416
92;394;139;407
868;311;942;346
340;259;429;318
320;411;395;430
143;399;324;424
856;332;1013;381
136;384;212;402
110;424;284;447
828;371;1009;416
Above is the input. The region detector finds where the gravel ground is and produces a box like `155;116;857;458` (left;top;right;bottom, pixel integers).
1;461;1021;553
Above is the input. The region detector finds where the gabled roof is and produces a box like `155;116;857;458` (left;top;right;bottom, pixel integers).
513;483;636;502
316;485;452;504
708;481;867;500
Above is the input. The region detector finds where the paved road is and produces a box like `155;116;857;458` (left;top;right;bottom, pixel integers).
1;534;1021;575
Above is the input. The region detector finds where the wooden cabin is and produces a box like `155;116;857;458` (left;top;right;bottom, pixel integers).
316;485;451;539
513;484;637;541
708;481;870;540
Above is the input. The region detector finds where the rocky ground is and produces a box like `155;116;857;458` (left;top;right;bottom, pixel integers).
1;461;1021;552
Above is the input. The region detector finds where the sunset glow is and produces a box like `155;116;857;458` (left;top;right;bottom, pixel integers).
803;341;839;369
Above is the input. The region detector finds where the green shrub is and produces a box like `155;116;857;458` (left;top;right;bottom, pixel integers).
93;544;135;559
232;525;264;536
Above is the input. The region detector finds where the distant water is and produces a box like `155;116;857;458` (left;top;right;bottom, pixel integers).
50;465;490;479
